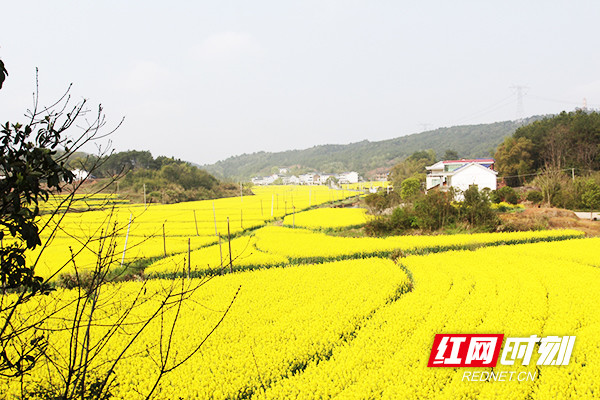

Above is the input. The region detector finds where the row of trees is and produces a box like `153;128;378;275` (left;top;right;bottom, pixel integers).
70;149;246;204
70;150;193;178
495;110;600;186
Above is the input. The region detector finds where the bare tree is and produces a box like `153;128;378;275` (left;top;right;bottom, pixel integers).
542;125;569;170
1;63;237;399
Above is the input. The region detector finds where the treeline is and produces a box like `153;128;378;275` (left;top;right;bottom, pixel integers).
495;110;600;186
493;110;600;210
203;118;541;179
69;150;245;203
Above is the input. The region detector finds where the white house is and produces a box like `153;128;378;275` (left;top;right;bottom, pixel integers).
317;174;334;185
251;174;281;185
299;173;316;185
71;169;89;182
338;171;359;184
426;159;497;193
283;175;301;185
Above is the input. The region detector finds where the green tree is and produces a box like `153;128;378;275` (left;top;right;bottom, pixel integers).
0;60;7;89
0;62;109;378
325;176;339;188
389;150;436;191
413;190;456;230
532;169;568;206
497;110;600;185
443;149;459;160
494;136;535;186
581;180;600;220
459;186;499;229
400;177;421;202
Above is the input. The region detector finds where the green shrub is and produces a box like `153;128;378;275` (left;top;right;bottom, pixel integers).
494;186;519;204
526;190;543;204
390;207;418;230
364;216;395;236
459;186;500;230
413;190;457;230
364;191;400;214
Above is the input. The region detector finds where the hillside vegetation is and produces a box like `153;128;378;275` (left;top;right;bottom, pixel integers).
203;117;542;179
69;150;246;203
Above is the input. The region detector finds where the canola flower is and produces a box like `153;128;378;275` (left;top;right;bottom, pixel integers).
38;193;129;212
6;185;597;398
491;201;526;211
253;225;584;261
143;227;583;277
255;238;600;399
282;207;368;229
29;234;218;280
26;186;357;280
0;258;409;400
146;234;288;277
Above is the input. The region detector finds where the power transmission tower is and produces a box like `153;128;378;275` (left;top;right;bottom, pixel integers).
419;122;432;132
510;85;528;121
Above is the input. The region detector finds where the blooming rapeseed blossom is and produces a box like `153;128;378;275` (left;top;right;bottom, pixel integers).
4;186;597;399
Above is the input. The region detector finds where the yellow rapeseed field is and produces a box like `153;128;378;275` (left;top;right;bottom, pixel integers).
1;258;409;399
3;185;597;399
27;186;358;279
282;207;368;229
253;225;584;261
255;238;600;400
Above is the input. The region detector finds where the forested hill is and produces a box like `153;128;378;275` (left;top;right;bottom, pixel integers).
203;117;543;180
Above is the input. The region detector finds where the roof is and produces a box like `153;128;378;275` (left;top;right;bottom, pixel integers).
443;158;494;164
453;162;498;175
427;159;495;171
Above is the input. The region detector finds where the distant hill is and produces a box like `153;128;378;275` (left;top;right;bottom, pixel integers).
202;116;544;180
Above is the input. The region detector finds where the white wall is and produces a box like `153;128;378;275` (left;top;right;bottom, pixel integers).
339;171;359;184
451;165;497;193
426;176;443;190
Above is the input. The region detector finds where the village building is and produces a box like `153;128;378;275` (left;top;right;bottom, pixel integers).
251;174;280;185
425;159;497;193
338;171;359;184
282;175;300;185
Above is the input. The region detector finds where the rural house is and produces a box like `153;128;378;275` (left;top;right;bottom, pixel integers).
425;158;497;193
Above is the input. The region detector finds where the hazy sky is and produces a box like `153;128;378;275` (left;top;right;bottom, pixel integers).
1;1;599;165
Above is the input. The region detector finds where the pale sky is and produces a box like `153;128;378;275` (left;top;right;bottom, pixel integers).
1;1;599;165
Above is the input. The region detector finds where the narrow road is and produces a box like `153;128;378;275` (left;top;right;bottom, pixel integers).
574;211;600;221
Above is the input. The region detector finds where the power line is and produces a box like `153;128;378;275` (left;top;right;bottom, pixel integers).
497;167;597;180
452;94;516;125
527;94;600;110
